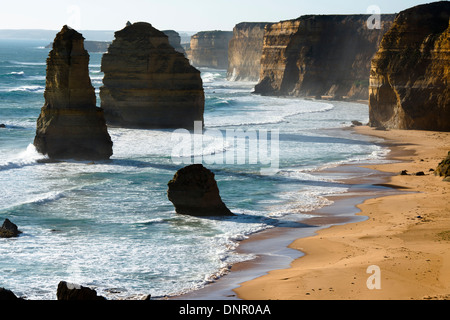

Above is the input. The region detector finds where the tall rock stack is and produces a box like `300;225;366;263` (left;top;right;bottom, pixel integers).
369;2;450;131
100;22;204;129
227;22;272;81
34;25;113;160
254;15;395;100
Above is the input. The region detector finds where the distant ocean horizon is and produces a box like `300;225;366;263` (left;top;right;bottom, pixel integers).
0;39;389;300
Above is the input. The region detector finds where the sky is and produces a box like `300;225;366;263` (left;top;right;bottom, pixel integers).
0;0;437;31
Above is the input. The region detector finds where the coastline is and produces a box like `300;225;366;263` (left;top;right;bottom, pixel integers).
175;125;406;300
231;126;450;300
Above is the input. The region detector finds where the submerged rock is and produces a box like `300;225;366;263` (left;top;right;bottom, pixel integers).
100;22;204;130
369;2;450;131
33;25;113;160
56;281;106;300
0;219;22;238
167;164;234;216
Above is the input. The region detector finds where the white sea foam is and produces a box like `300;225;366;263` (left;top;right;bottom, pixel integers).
0;144;45;171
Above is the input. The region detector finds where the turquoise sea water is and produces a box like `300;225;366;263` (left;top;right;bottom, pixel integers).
0;39;388;300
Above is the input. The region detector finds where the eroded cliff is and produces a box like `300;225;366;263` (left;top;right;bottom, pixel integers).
227;22;272;81
369;2;450;131
255;14;395;100
34;25;113;160
187;31;233;69
100;22;204;129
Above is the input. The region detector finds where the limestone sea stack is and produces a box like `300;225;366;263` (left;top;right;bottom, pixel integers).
227;22;273;81
369;2;450;131
187;31;233;69
254;15;395;100
167;164;234;217
34;26;113;160
100;22;204;129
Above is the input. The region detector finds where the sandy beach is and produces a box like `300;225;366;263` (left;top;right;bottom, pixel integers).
234;126;450;300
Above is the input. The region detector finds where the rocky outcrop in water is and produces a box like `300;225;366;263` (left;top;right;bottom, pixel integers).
254;14;395;100
0;219;22;238
369;2;450;131
33;26;113;160
167;164;234;216
187;31;233;69
100;22;204;129
57;281;106;300
227;22;272;81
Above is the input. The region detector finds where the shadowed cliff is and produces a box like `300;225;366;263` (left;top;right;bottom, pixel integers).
369;1;450;131
254;14;395;101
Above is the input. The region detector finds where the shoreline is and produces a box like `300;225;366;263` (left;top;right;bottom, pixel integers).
174;125;406;300
177;126;450;300
232;126;450;300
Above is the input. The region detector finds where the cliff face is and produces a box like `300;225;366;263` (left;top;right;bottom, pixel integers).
255;15;395;100
34;26;113;160
227;22;272;81
187;31;233;69
369;2;450;131
100;22;204;129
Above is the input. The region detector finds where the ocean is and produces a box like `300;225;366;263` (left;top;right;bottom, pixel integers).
0;39;388;300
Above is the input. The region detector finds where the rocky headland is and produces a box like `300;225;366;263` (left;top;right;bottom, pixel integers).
369;1;450;131
33;25;113;160
227;22;273;81
100;22;205;129
167;164;234;217
186;31;233;69
254;14;395;100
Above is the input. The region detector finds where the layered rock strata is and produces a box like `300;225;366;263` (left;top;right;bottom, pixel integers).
369;2;450;131
34;26;113;160
255;14;395;100
100;22;204;129
167;164;234;216
187;31;233;69
227;22;272;81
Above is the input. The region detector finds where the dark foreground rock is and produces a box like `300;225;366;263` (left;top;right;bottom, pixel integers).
167;164;234;216
57;281;106;300
0;288;21;300
0;219;22;238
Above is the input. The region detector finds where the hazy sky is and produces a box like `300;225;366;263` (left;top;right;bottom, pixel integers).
0;0;435;31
